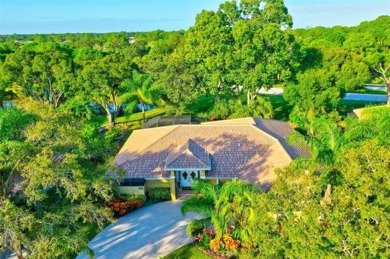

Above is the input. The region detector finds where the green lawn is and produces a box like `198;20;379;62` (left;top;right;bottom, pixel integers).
88;107;167;127
164;244;211;259
337;100;385;115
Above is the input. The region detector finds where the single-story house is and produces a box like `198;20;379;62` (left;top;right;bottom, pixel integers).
114;117;310;200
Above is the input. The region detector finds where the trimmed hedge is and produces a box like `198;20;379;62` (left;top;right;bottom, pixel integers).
148;187;171;201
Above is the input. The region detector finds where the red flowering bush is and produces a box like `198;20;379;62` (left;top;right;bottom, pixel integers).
106;195;144;217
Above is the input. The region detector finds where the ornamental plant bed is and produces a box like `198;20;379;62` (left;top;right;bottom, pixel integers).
194;243;235;259
194;228;238;259
105;196;144;217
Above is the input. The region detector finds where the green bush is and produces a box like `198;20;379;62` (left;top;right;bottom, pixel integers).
209;97;274;120
209;101;231;120
148;187;171;201
187;218;211;237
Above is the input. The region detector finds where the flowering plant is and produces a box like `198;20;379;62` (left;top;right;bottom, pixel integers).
106;196;144;217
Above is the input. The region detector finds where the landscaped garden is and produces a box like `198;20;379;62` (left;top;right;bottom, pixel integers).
1;1;389;257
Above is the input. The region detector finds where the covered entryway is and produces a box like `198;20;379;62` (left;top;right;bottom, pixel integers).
164;139;212;190
179;170;199;188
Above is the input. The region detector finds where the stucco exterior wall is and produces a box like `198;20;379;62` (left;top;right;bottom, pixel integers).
145;179;170;191
117;186;145;195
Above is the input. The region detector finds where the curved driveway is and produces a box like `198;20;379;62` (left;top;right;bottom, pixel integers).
77;200;203;259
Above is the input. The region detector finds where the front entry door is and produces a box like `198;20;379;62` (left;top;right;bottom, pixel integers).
180;170;198;187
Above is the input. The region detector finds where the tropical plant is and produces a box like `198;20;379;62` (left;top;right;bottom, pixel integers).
182;179;260;254
121;70;165;122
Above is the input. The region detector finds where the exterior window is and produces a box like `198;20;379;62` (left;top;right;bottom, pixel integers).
182;172;188;180
191;171;196;179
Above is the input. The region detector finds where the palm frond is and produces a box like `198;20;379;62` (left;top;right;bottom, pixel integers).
181;196;214;217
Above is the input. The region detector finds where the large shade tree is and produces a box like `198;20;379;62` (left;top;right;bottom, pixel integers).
182;7;235;102
344;15;390;105
78;52;133;126
232;0;296;105
169;0;298;106
0;101;115;258
1;43;74;107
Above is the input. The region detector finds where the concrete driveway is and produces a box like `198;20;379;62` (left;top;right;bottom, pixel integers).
77;199;203;259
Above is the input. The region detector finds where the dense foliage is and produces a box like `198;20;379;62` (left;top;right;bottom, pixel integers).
0;0;389;257
0;12;388;120
0;101;117;258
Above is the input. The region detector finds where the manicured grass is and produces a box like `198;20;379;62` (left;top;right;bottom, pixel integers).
88;107;167;127
164;244;211;259
337;100;384;115
117;107;167;123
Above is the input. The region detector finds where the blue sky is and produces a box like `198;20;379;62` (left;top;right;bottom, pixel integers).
0;0;389;34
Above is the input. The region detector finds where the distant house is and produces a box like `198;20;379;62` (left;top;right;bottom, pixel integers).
114;117;310;200
129;37;136;44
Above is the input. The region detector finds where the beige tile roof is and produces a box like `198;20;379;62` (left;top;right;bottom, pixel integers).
114;118;310;188
114;126;178;166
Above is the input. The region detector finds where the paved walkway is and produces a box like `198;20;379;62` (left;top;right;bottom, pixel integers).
77;199;203;259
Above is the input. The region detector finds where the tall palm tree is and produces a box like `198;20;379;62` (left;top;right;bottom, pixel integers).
288;117;343;168
120;70;164;123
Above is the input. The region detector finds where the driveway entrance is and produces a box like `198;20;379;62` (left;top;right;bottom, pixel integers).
77;200;203;259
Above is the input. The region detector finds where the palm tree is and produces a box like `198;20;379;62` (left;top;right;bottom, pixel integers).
181;179;221;236
181;179;259;245
288;117;343;168
121;70;164;123
214;181;258;240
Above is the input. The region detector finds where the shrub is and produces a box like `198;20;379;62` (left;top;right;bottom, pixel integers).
209;238;221;252
222;234;240;252
209;101;231;120
106;195;144;217
148;187;171;201
196;228;215;249
187;218;211;237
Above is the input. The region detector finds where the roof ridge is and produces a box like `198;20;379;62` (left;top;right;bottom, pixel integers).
168;149;209;168
186;146;210;167
135;125;180;155
165;138;209;167
164;139;189;166
140;124;255;155
249;124;293;160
